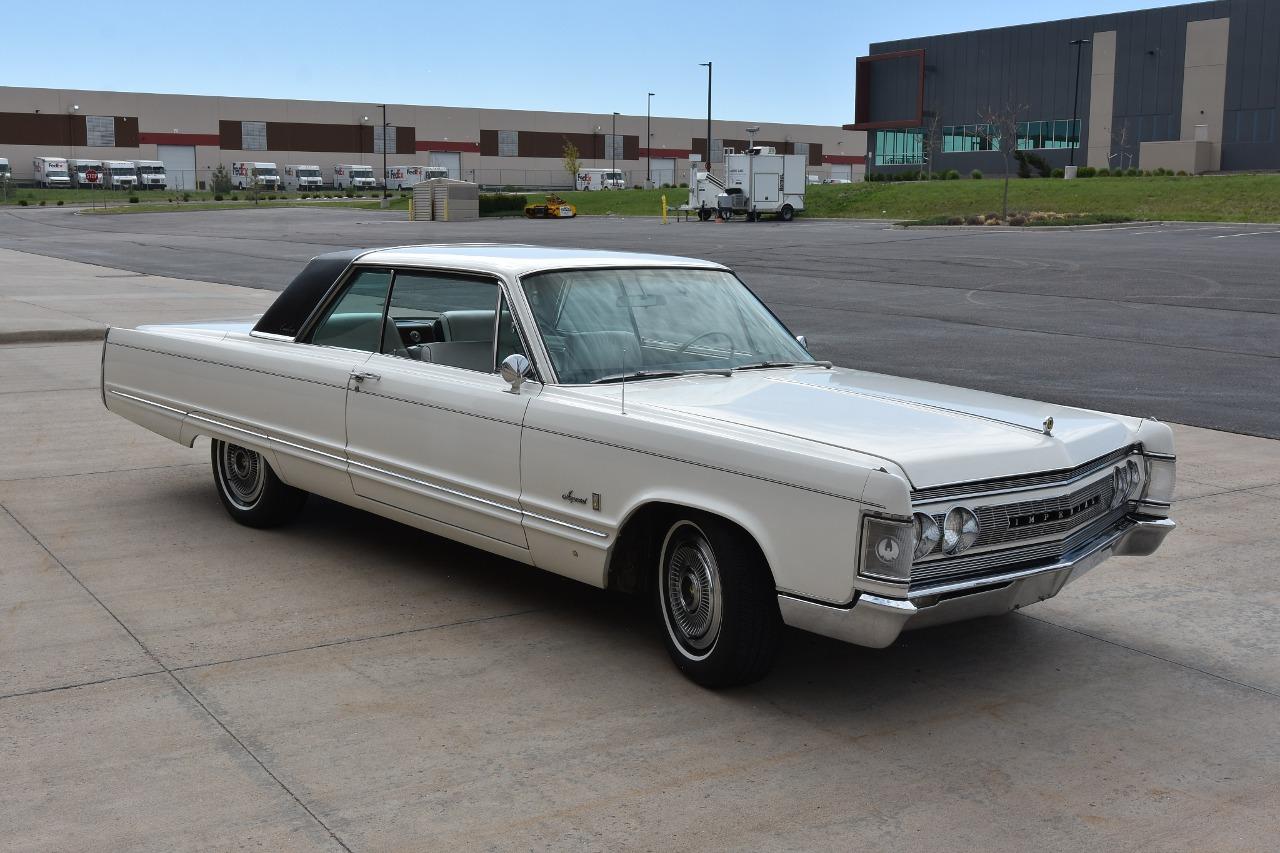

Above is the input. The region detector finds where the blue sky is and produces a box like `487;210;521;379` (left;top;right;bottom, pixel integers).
5;0;1188;124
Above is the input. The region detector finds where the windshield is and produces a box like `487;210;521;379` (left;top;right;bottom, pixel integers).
257;168;279;177
48;170;68;178
0;165;10;174
74;164;97;173
297;168;321;177
352;168;373;178
139;165;163;174
520;268;813;384
605;172;623;181
110;167;134;176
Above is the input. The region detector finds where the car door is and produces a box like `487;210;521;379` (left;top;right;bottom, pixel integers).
344;268;535;548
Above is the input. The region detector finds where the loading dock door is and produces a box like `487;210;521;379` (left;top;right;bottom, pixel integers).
158;145;197;190
649;157;675;187
829;163;852;182
428;151;461;180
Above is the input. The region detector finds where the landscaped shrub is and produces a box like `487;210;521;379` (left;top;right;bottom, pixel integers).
947;216;964;225
214;194;223;201
1078;166;1097;178
964;214;983;225
1177;170;1188;176
1008;214;1027;226
181;192;191;202
39;199;46;206
633;185;642;190
945;169;960;180
18;199;27;206
1127;168;1140;177
56;200;64;206
679;182;688;188
970;169;983;179
128;195;139;203
1015;151;1033;178
479;193;528;215
1096;168;1110;176
1051;168;1064;178
230;194;239;201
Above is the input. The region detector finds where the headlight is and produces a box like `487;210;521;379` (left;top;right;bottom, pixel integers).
943;506;980;554
911;512;940;559
1111;465;1130;509
860;516;915;582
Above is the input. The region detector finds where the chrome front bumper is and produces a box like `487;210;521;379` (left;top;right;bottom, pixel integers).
778;516;1176;649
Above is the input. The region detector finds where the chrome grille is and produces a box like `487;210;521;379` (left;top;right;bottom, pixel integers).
924;473;1115;551
910;507;1128;588
911;444;1136;502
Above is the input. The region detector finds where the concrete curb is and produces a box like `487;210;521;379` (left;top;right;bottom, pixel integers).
0;328;106;345
893;221;1158;232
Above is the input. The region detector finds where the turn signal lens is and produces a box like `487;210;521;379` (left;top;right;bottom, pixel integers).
943;506;980;554
860;516;915;582
1125;459;1143;500
1144;457;1176;504
1111;465;1129;509
912;512;941;559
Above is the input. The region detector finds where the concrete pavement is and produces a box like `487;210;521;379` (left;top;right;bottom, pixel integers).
2;252;1278;851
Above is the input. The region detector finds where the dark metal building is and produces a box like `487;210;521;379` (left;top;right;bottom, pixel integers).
850;0;1278;175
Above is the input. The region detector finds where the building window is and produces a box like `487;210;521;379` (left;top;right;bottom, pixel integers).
604;133;624;161
85;115;115;147
497;130;518;157
937;119;1080;154
241;121;267;151
373;125;397;154
874;129;925;165
710;138;725;164
793;142;810;156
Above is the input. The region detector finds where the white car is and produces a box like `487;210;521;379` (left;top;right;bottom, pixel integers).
102;246;1177;686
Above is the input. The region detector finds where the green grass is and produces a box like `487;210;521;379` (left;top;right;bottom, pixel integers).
808;174;1280;223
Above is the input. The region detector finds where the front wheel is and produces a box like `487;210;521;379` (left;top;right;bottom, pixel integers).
658;515;781;687
211;439;307;528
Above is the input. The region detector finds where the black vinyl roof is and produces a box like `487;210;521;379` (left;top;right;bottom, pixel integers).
251;249;365;338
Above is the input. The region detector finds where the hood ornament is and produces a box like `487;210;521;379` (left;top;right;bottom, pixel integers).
1042;416;1055;436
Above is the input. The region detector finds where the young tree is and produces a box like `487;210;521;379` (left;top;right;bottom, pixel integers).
562;138;581;191
921;109;943;179
210;163;232;195
975;102;1028;221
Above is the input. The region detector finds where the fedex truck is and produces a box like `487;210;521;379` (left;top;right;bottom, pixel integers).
333;164;376;189
34;156;71;188
282;164;324;191
575;168;626;191
231;162;281;190
133;160;167;190
68;159;105;187
384;164;448;190
103;161;139;189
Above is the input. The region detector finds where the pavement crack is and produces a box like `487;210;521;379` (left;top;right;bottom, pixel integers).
0;669;167;702
0;501;354;853
0;461;205;483
1015;611;1280;699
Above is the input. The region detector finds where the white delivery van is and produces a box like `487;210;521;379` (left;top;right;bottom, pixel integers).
103;161;139;189
282;165;324;191
68;159;105;187
34;156;71;188
575;168;626;191
0;158;11;182
231;162;281;190
384;165;448;190
133;161;167;190
333;164;377;189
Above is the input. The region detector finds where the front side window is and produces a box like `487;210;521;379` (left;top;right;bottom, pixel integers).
520;268;813;384
382;271;500;372
309;269;393;352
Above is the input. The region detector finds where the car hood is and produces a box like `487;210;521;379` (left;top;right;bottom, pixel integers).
621;367;1140;489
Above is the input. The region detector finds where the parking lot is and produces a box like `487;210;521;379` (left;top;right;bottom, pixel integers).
1;211;1278;851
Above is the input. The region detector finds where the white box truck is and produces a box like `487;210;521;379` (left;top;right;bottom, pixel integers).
0;158;11;183
102;161;139;190
722;147;806;221
68;159;105;187
575;168;626;191
333;164;377;190
231;162;282;190
34;156;71;188
282;165;324;190
133;160;167;190
384;164;447;190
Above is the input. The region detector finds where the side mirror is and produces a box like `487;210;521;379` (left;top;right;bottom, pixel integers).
500;353;533;393
796;335;809;350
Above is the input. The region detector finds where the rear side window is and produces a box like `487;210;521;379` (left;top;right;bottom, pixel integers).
308;269;392;351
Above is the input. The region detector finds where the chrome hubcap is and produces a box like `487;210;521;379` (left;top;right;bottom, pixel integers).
664;525;722;652
219;442;265;508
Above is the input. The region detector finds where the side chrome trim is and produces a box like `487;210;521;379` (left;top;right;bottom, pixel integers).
346;456;522;516
248;330;296;342
185;411;347;465
109;389;188;417
521;510;609;539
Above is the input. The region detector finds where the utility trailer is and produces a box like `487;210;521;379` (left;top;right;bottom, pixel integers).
688;147;806;221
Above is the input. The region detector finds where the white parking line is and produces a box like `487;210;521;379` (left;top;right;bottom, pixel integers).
1212;230;1280;239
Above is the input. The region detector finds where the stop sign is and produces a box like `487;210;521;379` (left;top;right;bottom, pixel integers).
85;169;99;183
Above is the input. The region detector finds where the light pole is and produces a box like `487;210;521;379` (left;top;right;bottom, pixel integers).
360;115;369;168
68;104;79;161
594;125;602;166
646;93;655;187
1069;38;1090;168
381;104;389;199
699;62;712;171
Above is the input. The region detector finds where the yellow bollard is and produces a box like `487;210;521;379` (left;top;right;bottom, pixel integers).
661;194;667;225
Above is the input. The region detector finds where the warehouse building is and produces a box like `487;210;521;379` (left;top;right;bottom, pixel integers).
850;0;1278;175
0;87;865;189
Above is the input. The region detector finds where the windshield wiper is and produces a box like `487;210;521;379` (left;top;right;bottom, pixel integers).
592;368;732;384
733;360;833;371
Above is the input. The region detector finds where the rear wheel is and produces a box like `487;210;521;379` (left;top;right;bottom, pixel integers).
779;204;795;222
657;515;781;687
211;439;307;528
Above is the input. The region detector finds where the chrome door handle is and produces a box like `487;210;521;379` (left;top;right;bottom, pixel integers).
350;370;381;388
